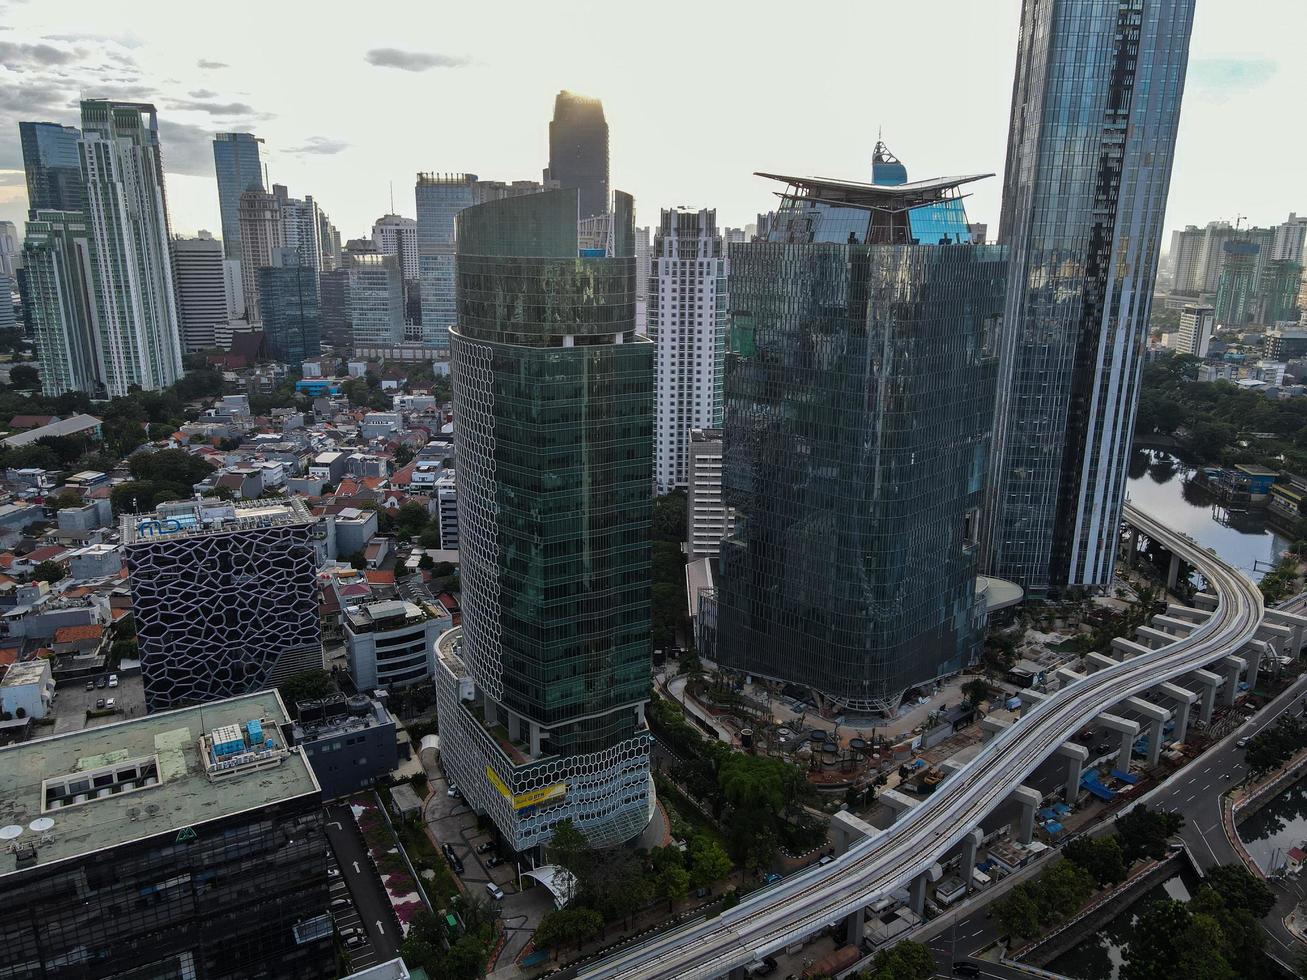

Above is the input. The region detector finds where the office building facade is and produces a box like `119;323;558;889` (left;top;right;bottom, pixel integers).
0;690;334;980
24;210;102;397
687;428;733;559
171;232;228;351
344;251;405;347
415;172;477;350
213;133;266;261
544;91;609;219
122;498;323;712
237;188;282;323
19;120;85;214
706;171;1006;714
79;100;184;396
985;0;1195;596
343;600;440;691
435;188;655;852
372;214;419;281
651;208;727;493
292;694;400;799
259;248;321;365
276;186;323;273
1176;305;1215;358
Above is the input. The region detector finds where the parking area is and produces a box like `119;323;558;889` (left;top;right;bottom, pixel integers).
324;803;400;967
425;770;553;964
52;672;145;734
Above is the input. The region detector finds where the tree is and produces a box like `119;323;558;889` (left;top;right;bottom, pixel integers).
345;550;367;570
395;501;430;538
9;364;39;389
1064;835;1127;887
418;553;435;571
31;560;66;584
655;863;690;910
652;491;687;543
278;670;336;713
394;445;415;468
862;940;935;980
688;835;733;890
1116;806;1184;866
1038;859;1095;921
534;907;603;956
961;678;992;707
994;883;1042;939
1203;864;1275;920
128;448;214;487
1123;898;1234;980
49;491;84;511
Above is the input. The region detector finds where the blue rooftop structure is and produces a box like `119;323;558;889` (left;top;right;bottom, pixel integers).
871;140;971;245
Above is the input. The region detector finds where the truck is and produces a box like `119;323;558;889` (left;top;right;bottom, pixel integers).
803;945;860;977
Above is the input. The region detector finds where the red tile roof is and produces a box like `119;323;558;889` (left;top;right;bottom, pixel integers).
54;624;104;644
24;546;67;563
8;415;58;429
365;570;395;585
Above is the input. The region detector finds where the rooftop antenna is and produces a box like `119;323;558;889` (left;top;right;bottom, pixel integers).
389;181;394;215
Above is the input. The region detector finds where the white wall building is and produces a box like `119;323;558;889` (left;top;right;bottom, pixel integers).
1;659;55;720
1176;304;1216;358
686;428;734;559
343;599;446;690
651;208;726;493
170;232;227;351
279;189;323;273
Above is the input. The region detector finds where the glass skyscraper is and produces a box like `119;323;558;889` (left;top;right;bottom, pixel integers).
23;211;101;397
415;172;477;350
705;171;1007;714
434;188;655;852
259;248;321;365
985;0;1195;596
545;91;609;220
343;251;404;346
213;132;266;260
19;121;85;213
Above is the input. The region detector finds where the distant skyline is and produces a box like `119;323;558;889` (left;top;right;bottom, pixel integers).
0;0;1300;242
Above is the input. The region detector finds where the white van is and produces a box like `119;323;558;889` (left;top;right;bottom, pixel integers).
485;882;505;901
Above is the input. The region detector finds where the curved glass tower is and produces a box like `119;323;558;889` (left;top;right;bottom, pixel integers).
434;188;655;851
706;172;1007;714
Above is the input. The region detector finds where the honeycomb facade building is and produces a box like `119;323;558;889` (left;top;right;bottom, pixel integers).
123;498;323;712
435;188;655;853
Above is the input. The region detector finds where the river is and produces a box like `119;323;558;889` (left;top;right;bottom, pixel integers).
1046;865;1202;980
1126;448;1290;582
1237;771;1307;874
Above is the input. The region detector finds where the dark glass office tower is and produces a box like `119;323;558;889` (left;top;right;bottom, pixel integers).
434;188;655;851
213;133;266;260
985;0;1195;596
259;248;321;365
707;172;1007;714
545;91;609;219
19;121;85;213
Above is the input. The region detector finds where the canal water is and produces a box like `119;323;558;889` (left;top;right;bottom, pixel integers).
1126;448;1290;582
1046;864;1202;980
1236;771;1307;874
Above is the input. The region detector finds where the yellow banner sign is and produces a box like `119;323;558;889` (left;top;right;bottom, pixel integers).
485;766;566;810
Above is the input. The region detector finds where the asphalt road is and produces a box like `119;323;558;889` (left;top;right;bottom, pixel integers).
325;802;402;963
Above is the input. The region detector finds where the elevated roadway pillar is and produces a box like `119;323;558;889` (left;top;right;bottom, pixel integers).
1219;656;1247;706
1012;785;1042;845
1017;688;1046;717
909;863;943;916
1166;603;1210;625
981;716;1010;743
1098;713;1141;772
1189;669;1222;724
1055;742;1089;802
1086;651;1119;672
1266;609;1307;657
1136;625;1176;649
1152;614;1196;637
1111;637;1152;660
1124;697;1171;767
1255;624;1291;662
1055;667;1085;689
960;827;983;891
830;809;876;855
1193;592;1219;612
1166;552;1183;592
879;789;919;827
1243;640;1267;692
1156;682;1197;743
845;907;865;946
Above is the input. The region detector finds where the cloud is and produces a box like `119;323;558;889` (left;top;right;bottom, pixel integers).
287;136;349;155
167;98;256;116
0;40;76;67
1188;58;1277;100
364;47;469;71
157;120;217;177
0;170;25;187
196;59;228;69
188;88;217;99
44;31;143;49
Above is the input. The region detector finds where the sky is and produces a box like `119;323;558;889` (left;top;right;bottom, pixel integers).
0;0;1300;243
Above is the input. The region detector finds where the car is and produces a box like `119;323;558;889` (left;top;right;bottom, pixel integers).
344;935;367;951
1237;736;1250;748
441;842;455;860
95;698;105;710
485;882;505;901
762;872;782;885
446;784;459;797
108;674;119;688
96;676;108;689
331;897;351;911
452;856;465;875
1094;741;1112;754
952;962;982;977
85;680;95;691
818;855;835;866
486;856;503;868
476;842;495;854
328;866;341;878
105;698;115;709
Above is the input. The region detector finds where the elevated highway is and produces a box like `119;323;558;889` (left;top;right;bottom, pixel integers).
578;504;1266;979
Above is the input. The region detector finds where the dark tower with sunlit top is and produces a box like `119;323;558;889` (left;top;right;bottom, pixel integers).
545;91;609;219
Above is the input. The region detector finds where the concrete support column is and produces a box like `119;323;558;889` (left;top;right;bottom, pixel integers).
1137;625;1176;649
1099;713;1141;773
1166;603;1209;624
1124;697;1171;768
910;863;943;916
1128;527;1140;567
507;712;522;743
1086;651;1119;672
1243;640;1266;692
727;967;747;980
845;908;865;946
1166;552;1183;592
1219;656;1246;706
879;789;919;827
1055;668;1085;691
1189;669;1222;725
1152;614;1196;637
1056;742;1089;802
1110;637;1151;660
1013;786;1042;845
1017;688;1046;718
981;716;1010;743
960;827;983;891
529;721;543;757
1266;609;1307;657
1193;592;1219;611
1156;682;1197;743
830;809;876;855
